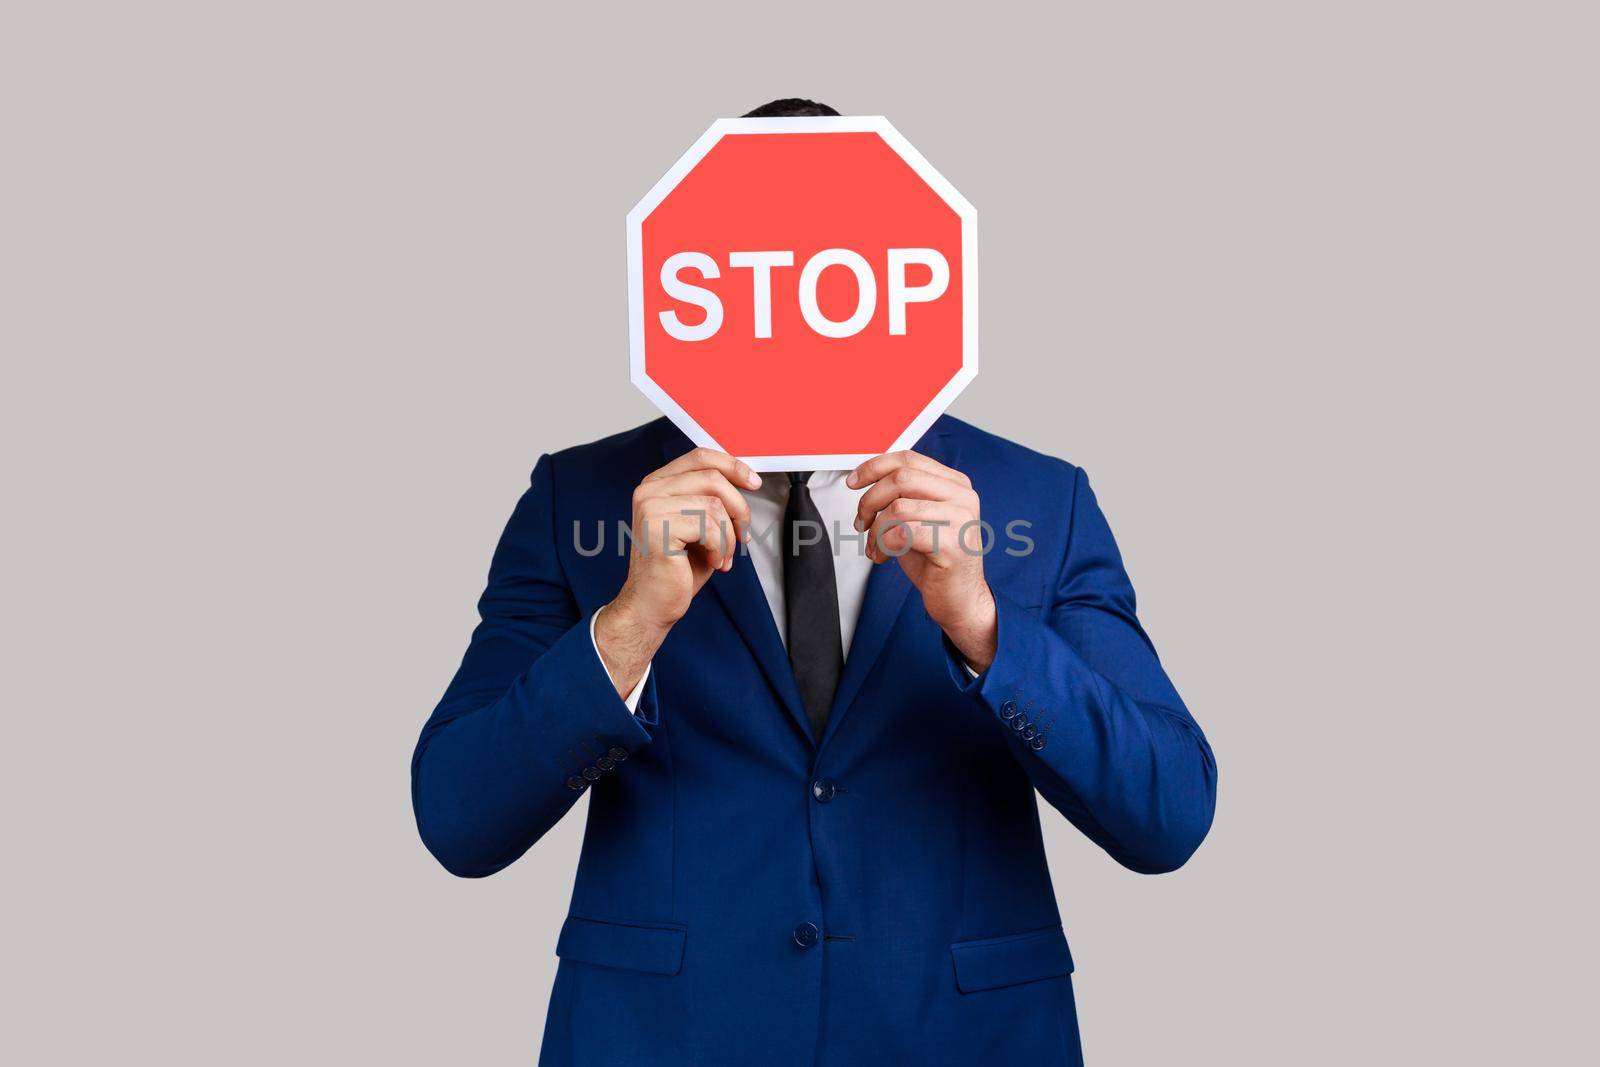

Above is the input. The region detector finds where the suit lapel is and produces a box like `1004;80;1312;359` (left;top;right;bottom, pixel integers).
818;420;964;751
709;555;814;744
818;550;913;750
658;425;814;746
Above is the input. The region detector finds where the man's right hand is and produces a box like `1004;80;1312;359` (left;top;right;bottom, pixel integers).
593;448;760;698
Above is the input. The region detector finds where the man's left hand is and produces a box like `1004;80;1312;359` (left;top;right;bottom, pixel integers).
849;451;998;673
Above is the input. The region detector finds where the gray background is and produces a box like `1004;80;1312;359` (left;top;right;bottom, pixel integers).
4;1;1595;1063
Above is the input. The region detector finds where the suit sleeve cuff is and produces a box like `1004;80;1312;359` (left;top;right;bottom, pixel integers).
942;592;1070;754
945;634;988;696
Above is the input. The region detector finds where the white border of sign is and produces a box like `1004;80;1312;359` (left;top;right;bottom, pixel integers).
626;115;979;471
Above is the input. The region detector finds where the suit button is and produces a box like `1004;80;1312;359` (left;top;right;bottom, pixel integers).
1030;736;1047;751
793;922;819;948
812;780;836;803
566;776;586;790
609;747;629;762
1011;714;1029;732
597;756;615;771
582;766;601;781
1000;700;1018;720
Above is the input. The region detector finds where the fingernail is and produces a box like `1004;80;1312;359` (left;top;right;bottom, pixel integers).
853;518;864;533
846;471;859;488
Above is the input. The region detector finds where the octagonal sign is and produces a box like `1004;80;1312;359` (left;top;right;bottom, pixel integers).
628;116;977;470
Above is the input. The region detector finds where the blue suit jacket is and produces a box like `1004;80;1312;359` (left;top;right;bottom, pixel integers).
412;416;1216;1066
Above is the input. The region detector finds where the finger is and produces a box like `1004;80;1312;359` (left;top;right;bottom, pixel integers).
846;450;971;492
644;497;737;571
697;499;737;571
679;497;737;571
635;470;753;543
853;467;977;533
867;500;980;567
638;474;753;543
639;507;732;572
870;516;963;566
647;446;762;491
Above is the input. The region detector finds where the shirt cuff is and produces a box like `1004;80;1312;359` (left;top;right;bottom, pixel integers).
590;605;650;714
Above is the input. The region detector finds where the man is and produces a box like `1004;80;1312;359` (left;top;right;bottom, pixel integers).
411;99;1216;1067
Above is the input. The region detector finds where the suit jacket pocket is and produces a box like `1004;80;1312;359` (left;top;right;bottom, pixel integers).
951;925;1074;993
556;915;687;976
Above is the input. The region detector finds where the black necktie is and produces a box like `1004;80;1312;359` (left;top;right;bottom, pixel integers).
782;471;844;740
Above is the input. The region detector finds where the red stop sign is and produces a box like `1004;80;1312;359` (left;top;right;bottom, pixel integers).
628;116;977;470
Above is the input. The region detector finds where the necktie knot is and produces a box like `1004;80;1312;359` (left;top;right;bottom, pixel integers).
786;470;813;488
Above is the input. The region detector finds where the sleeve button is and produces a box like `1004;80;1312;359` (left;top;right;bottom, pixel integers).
609;747;629;762
582;766;602;781
566;776;586;790
999;700;1018;720
1029;736;1047;751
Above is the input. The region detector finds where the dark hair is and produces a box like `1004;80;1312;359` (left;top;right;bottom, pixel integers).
742;98;840;118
